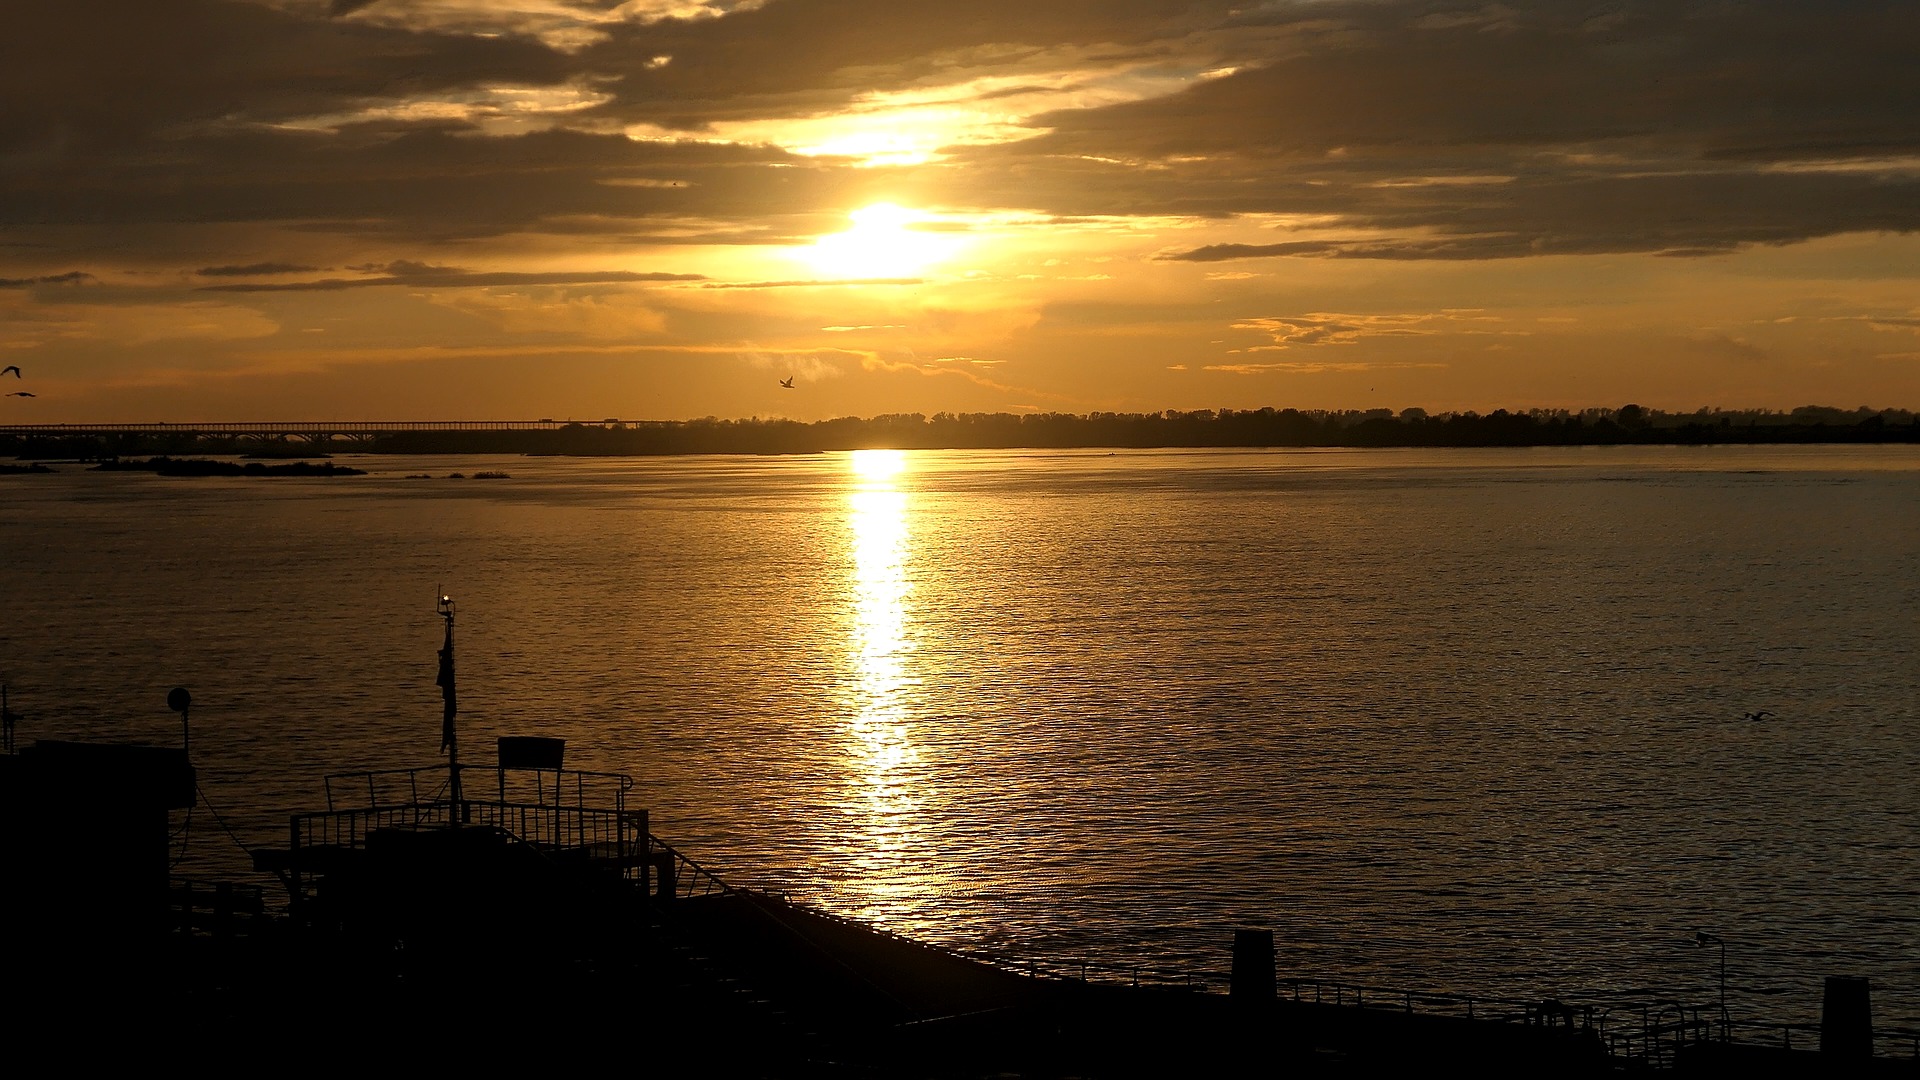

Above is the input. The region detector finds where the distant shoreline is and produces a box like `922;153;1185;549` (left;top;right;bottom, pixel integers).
87;456;367;477
4;406;1915;459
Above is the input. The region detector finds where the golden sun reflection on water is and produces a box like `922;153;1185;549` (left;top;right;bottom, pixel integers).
838;450;932;923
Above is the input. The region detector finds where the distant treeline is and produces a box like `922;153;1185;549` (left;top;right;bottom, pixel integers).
5;405;1916;459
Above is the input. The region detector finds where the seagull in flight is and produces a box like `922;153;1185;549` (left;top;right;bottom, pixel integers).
779;376;795;388
1;365;19;378
1742;710;1773;722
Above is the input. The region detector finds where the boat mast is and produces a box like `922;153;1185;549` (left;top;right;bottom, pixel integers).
436;593;463;814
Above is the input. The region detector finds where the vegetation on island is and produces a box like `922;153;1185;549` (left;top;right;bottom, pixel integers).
4;405;1914;460
370;404;1918;455
89;456;367;477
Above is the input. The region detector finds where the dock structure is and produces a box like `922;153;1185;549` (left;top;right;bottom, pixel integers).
0;419;619;442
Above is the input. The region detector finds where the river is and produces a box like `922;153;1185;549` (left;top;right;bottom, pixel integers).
4;444;1915;1033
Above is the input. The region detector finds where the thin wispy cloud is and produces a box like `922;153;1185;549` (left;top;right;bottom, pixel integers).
201;266;705;291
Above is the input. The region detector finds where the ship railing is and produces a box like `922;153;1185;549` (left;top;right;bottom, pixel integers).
1265;980;1920;1066
1042;957;1202;990
738;893;1207;991
320;764;634;817
289;797;649;871
291;799;458;848
465;801;648;860
1594;1000;1716;1067
1725;1020;1920;1061
1276;977;1605;1029
647;833;734;899
1885;1025;1920;1060
1595;1004;1920;1066
1268;977;1731;1068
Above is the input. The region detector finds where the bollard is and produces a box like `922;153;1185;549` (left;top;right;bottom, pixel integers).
657;853;677;900
1231;928;1275;1000
1820;976;1872;1059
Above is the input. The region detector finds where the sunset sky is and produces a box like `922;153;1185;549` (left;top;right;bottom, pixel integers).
3;0;1915;423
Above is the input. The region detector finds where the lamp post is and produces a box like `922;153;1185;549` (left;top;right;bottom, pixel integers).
436;594;461;810
1696;931;1728;1040
167;686;192;757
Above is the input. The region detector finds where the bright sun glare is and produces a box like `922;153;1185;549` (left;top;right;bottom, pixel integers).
803;203;963;278
849;448;908;481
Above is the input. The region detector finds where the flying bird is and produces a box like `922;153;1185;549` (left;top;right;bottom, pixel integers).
1;365;19;378
1742;711;1773;722
779;376;795;388
5;391;34;397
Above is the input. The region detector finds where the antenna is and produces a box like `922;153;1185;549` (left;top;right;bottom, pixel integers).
167;686;192;756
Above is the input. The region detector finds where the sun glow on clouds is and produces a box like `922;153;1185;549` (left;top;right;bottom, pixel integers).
276;82;611;136
802;204;967;279
335;0;751;49
624;68;1213;167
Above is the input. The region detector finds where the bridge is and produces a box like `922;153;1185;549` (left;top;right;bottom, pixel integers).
0;420;653;442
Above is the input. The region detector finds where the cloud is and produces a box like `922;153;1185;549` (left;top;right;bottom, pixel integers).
956;1;1920;257
9;0;1910;265
0;271;95;288
197;262;322;277
698;278;922;289
199;266;705;291
1232;312;1498;349
1864;316;1920;333
1204;360;1448;375
3;299;279;346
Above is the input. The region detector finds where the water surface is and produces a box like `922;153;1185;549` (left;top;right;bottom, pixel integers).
4;445;1915;1031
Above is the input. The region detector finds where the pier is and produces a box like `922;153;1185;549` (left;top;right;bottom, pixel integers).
0;419;634;443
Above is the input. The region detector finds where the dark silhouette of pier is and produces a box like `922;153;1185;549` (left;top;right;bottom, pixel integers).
0;419;606;442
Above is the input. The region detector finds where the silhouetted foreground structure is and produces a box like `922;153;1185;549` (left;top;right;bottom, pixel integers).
3;405;1915;459
5;730;1913;1075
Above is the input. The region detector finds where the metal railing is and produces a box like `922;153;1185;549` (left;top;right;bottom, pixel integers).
1278;978;1557;1023
1729;1019;1920;1061
284;765;653;894
723;893;1204;991
319;764;634;815
1267;981;1732;1069
1260;979;1920;1067
289;799;647;864
650;836;734;900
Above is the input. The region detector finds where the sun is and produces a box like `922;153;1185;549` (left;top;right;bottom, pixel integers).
802;202;963;278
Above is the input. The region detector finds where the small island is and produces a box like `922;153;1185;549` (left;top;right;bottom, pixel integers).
90;456;366;477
